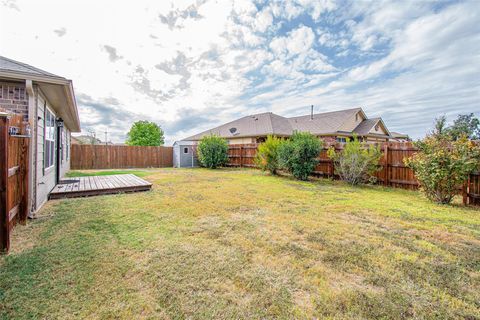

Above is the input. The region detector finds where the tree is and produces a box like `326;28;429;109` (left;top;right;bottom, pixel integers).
278;132;322;180
327;135;382;185
448;113;480;140
254;135;283;175
126;121;164;146
405;135;480;204
433;116;448;136
197;135;229;169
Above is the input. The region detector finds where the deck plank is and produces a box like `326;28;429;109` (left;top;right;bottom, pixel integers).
49;174;152;199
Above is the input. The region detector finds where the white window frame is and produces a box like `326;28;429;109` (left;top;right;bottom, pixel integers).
44;106;55;171
183;147;189;154
66;132;70;161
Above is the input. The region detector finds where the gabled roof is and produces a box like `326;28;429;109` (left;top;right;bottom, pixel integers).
289;108;362;134
0;56;64;79
183;107;394;141
0;56;80;132
185;112;293;140
390;131;409;139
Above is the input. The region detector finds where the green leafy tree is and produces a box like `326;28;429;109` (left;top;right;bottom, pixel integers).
448;113;480;140
197;135;229;169
254;135;283;175
278;132;322;180
433;116;448;136
405;135;480;204
126;121;164;146
327;135;382;185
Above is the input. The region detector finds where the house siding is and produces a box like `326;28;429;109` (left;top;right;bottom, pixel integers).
34;91;72;210
35;93;55;209
228;137;255;144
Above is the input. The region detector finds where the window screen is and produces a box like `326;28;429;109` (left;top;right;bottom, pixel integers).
44;108;55;170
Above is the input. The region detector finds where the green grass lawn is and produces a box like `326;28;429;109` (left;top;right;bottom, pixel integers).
1;168;479;319
66;169;152;178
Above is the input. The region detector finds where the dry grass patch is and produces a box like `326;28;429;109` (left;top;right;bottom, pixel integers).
1;168;479;319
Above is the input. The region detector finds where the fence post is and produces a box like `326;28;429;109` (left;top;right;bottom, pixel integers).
384;143;389;186
19;134;29;225
240;145;243;168
0;114;9;253
329;147;334;178
463;176;470;205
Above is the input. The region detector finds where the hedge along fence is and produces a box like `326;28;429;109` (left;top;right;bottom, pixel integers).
71;144;173;169
226;142;480;205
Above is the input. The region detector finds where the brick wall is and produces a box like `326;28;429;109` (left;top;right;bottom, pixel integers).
320;136;337;144
0;81;28;118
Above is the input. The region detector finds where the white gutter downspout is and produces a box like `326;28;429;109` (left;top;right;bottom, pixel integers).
25;80;36;218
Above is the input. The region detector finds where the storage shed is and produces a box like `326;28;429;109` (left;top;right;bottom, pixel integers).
173;140;199;168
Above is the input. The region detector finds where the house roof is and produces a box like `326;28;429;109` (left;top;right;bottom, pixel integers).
288;108;362;134
390;131;409;139
183;107;394;141
185;112;294;140
0;56;81;132
0;56;64;79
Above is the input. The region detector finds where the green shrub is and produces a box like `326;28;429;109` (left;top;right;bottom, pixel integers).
278;132;322;180
327;135;382;185
404;135;480;204
197;135;229;169
254;135;283;175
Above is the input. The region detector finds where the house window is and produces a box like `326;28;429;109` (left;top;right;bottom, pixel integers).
336;137;347;143
183;147;189;154
375;124;379;131
44;108;55;170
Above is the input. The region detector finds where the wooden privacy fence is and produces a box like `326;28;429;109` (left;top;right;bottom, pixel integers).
1;112;29;253
465;171;480;206
71;144;173;170
226;142;480;205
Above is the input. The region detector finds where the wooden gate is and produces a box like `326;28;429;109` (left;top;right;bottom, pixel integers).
0;112;29;253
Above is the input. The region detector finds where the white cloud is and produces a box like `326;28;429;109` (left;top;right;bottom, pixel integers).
0;0;478;144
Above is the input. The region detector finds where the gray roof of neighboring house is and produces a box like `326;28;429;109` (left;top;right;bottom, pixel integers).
390;131;409;138
0;56;64;79
185;112;294;140
183;107;394;141
352;118;381;135
289;108;361;134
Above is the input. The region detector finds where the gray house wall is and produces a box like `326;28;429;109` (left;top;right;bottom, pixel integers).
0;80;72;212
35;90;71;210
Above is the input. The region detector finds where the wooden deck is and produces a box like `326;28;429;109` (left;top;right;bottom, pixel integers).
49;174;152;199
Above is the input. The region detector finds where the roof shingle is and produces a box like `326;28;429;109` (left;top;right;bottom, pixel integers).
0;56;64;79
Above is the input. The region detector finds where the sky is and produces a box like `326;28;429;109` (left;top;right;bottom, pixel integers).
1;0;479;144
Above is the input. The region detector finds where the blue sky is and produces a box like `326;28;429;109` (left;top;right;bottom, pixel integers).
1;0;479;144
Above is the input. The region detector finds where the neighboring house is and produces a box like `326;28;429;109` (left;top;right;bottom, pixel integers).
71;134;102;145
0;56;80;214
390;131;411;142
184;107;405;144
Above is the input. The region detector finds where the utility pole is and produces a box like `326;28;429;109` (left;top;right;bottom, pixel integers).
104;130;108;146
